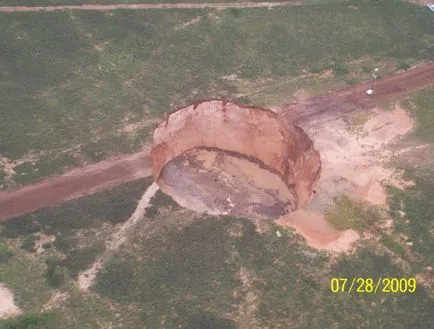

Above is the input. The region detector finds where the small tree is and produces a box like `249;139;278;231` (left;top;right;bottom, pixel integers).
0;243;13;262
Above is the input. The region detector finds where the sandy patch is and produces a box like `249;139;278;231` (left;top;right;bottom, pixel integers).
276;210;359;252
78;260;105;292
357;179;387;206
407;0;432;5
34;233;56;254
42;291;69;311
305;105;414;212
320;69;334;78
293;89;311;102
0;284;21;319
232;267;260;329
275;105;415;252
174;16;202;31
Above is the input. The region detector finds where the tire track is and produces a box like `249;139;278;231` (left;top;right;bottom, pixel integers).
0;1;301;12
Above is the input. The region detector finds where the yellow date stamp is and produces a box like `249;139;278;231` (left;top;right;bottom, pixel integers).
330;277;417;294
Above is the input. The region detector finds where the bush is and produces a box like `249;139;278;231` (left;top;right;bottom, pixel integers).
0;243;13;262
397;62;410;70
21;235;36;253
332;63;349;75
325;196;362;230
45;257;66;287
0;313;55;329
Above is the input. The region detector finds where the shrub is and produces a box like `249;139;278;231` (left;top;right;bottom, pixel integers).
45;257;66;287
0;313;55;329
397;62;410;70
332;63;349;75
0;243;13;262
21;235;36;253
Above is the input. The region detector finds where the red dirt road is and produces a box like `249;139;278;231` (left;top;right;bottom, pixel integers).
0;150;151;221
283;61;434;126
0;62;433;221
0;2;300;12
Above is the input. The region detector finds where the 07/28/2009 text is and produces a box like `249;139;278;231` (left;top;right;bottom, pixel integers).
330;277;416;294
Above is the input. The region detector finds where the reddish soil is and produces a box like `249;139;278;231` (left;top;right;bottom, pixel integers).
0;150;151;221
151;100;321;219
0;2;300;12
0;62;433;222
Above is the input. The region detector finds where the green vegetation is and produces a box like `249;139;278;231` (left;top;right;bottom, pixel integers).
388;169;434;267
145;189;180;218
0;246;53;311
12;154;80;186
0;243;13;261
331;63;349;76
0;0;432;185
95;211;433;329
20;235;36;253
1;195;432;328
325;195;373;230
0;178;151;280
403;87;434;142
0;313;56;329
45;256;69;287
397;61;411;71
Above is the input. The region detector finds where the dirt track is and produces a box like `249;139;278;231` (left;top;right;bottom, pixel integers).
0;2;300;12
0;150;151;221
0;62;433;221
283;61;434;126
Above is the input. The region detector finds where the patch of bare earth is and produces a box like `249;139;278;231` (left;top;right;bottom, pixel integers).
34;233;56;254
276;210;359;252
78;182;159;292
174;16;202;31
279;105;415;252
231;267;260;329
407;0;432;5
42;291;69;311
0;284;21;319
0;156;16;189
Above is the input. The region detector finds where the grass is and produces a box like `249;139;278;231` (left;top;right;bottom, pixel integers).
0;243;13;261
0;178;151;280
12;153;80;186
0;0;433;186
0;313;57;329
1;192;433;328
0;243;53;311
403;87;434;142
325;195;370;230
94;210;434;329
387;169;434;267
145;189;180;218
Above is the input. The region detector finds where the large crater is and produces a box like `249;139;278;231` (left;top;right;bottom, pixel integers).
151;99;321;219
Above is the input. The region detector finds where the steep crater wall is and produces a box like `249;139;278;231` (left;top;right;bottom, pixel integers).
151;100;321;219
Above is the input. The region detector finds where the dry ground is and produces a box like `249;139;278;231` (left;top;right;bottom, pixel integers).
0;284;21;319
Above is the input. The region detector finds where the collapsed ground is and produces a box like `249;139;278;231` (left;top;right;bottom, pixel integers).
151;100;320;219
0;1;434;328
